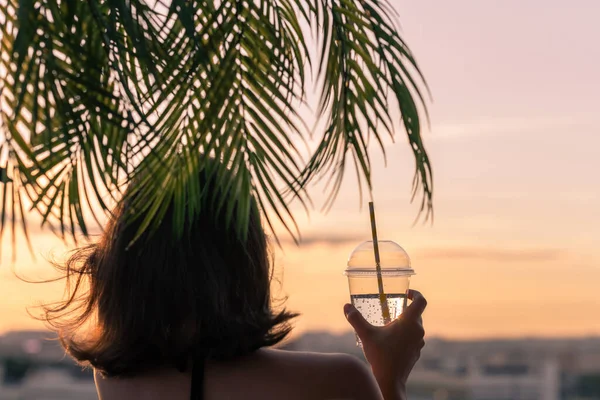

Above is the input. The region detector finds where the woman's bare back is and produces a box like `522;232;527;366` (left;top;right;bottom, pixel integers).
94;349;382;400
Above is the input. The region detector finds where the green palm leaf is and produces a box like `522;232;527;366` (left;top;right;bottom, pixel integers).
0;0;432;250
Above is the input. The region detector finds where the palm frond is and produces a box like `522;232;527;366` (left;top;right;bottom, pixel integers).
0;0;432;252
304;0;432;217
122;0;311;243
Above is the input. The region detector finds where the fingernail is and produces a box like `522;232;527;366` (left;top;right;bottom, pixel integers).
343;303;353;318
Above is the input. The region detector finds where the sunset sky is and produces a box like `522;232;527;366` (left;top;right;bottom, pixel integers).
1;0;599;340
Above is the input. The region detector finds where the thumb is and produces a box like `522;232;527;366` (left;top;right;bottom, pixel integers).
344;304;374;341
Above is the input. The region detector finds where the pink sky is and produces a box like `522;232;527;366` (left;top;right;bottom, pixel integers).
1;0;599;339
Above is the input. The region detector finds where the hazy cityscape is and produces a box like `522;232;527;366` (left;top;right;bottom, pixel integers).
1;330;600;400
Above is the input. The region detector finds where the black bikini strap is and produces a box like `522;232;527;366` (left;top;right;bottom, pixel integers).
190;358;205;400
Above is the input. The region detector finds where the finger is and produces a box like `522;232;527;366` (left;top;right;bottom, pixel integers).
407;289;424;301
344;304;374;341
402;290;427;321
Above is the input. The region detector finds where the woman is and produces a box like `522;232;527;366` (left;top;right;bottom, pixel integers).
43;169;427;400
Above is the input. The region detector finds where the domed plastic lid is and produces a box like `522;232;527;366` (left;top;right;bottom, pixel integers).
345;240;414;276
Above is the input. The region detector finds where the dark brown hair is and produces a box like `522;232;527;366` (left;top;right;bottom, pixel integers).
42;169;297;377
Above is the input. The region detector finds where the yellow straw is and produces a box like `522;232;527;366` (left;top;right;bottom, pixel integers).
369;201;391;324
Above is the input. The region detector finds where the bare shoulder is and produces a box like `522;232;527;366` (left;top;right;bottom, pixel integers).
257;349;382;400
94;367;190;400
94;350;382;400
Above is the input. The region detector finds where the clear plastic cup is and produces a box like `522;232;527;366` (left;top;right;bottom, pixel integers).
345;240;415;343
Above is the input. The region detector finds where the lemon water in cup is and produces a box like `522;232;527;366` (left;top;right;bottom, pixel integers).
345;240;414;344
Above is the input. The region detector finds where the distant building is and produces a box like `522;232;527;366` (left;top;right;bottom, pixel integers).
464;356;559;400
0;367;98;400
0;330;96;399
0;330;64;362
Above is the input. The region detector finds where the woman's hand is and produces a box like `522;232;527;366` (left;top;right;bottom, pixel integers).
343;289;427;400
